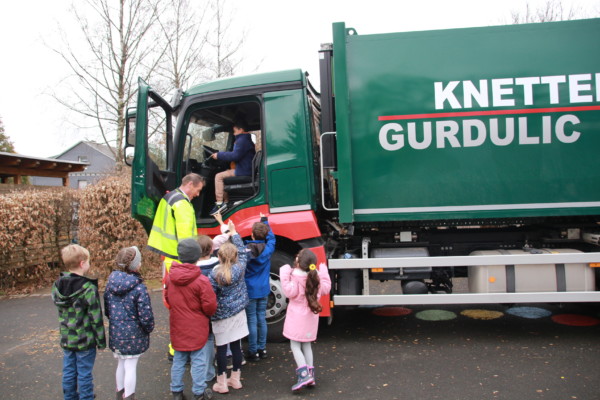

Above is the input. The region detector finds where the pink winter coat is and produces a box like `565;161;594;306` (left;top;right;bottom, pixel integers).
280;263;331;342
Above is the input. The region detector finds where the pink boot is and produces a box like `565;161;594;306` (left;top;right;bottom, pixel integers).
212;372;229;394
307;366;316;387
227;369;243;389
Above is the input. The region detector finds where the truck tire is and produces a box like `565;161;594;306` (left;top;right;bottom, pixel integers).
266;250;293;342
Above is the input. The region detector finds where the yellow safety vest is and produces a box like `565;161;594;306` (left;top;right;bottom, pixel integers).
147;189;197;260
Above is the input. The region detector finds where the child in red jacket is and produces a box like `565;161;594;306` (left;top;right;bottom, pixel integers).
165;239;217;400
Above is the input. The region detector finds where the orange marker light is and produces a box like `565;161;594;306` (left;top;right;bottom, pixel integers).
371;268;384;272
489;276;496;283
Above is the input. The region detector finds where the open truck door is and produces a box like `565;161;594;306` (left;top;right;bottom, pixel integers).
126;78;175;232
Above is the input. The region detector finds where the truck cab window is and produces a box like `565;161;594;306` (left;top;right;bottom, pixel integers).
148;107;172;171
182;100;261;219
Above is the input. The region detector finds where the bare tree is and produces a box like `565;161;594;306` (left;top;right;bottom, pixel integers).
51;0;165;164
510;0;592;23
205;0;244;79
154;0;209;90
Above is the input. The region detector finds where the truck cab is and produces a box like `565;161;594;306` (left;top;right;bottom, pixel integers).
128;70;321;227
127;70;329;339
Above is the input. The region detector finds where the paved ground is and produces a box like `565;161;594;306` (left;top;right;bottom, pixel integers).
1;290;600;400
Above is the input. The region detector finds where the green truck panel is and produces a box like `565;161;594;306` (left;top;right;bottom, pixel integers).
333;20;600;223
186;70;305;96
264;89;315;211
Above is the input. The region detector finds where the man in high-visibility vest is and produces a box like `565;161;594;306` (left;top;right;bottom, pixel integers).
147;173;205;361
148;173;205;275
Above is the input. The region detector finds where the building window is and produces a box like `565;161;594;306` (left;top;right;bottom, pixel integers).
78;180;89;189
78;156;88;163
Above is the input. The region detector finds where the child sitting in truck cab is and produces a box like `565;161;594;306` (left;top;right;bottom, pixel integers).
209;120;255;215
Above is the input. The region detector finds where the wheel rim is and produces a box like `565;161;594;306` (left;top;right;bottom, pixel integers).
266;272;287;325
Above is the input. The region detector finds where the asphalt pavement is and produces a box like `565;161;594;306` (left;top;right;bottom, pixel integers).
1;290;600;400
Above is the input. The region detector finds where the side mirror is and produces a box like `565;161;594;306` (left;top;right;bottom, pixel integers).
126;109;137;147
170;88;184;109
124;147;135;167
124;107;137;166
202;128;216;142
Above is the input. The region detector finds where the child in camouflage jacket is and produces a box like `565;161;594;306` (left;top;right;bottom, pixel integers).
52;244;106;400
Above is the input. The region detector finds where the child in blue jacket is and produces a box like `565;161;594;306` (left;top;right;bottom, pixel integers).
244;213;276;361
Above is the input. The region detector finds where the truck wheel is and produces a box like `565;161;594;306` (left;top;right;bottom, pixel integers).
266;250;293;342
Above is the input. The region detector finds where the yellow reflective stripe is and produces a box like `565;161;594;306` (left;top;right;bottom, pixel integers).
162;203;171;235
150;225;178;241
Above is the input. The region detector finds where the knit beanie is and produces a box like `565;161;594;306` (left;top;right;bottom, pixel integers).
178;238;202;264
128;246;142;272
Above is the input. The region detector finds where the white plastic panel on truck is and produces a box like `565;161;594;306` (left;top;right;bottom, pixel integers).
468;249;595;293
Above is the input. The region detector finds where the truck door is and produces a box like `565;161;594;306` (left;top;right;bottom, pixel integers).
129;78;175;231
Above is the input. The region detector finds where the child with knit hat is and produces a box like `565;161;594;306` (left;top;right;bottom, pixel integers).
166;238;218;400
104;246;155;400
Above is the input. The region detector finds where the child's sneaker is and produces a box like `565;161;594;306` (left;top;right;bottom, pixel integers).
258;349;268;359
225;354;247;369
291;366;314;392
245;350;260;362
209;203;227;216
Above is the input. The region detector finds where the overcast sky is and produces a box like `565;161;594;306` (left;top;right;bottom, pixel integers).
0;0;598;158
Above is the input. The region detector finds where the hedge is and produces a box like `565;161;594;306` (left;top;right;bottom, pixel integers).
0;173;161;293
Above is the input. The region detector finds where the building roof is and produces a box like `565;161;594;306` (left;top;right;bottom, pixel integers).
0;151;89;181
54;140;116;161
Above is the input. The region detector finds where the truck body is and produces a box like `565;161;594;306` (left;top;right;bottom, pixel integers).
128;18;600;338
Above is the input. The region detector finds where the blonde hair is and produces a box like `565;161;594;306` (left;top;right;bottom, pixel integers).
215;242;238;286
61;244;90;271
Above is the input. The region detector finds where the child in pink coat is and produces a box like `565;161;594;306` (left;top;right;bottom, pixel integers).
280;249;331;392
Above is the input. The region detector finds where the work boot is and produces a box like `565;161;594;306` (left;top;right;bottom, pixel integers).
172;391;186;400
307;366;316;387
212;372;229;394
227;369;243;390
116;389;124;399
291;365;314;392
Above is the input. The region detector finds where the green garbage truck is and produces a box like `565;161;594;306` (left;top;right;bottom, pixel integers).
127;18;600;336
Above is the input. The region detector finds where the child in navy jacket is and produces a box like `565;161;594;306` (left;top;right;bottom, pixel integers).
104;246;154;400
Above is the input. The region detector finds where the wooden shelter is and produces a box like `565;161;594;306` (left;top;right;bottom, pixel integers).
0;151;89;186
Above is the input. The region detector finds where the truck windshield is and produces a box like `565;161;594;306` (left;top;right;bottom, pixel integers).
186;114;230;163
183;100;261;163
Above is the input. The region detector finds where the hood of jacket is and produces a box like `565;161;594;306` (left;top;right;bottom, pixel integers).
105;270;142;296
52;272;98;307
246;240;266;258
170;261;201;286
197;257;219;277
